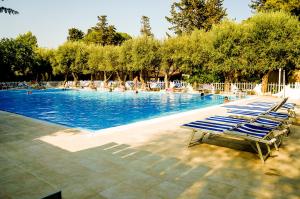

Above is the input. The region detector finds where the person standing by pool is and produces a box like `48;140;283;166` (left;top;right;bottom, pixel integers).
133;76;138;92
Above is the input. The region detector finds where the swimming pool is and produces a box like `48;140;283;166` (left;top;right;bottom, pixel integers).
0;89;230;130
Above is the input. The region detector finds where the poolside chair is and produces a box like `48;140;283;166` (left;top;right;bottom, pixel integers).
223;105;270;112
182;120;277;163
248;101;296;117
205;115;289;148
206;115;285;130
227;109;290;122
248;101;295;110
224;97;287;112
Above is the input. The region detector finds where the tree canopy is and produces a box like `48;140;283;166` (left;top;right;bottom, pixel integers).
166;0;227;35
84;15;131;46
0;0;18;15
140;16;154;37
1;8;299;91
67;28;84;41
250;0;300;19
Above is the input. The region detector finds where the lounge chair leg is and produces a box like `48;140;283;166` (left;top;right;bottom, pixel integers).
256;142;265;164
188;130;205;147
266;144;271;155
274;142;279;151
188;130;196;147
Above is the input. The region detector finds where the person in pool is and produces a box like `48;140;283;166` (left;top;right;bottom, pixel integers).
224;96;230;103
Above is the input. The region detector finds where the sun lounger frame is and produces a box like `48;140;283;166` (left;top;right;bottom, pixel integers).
181;125;276;164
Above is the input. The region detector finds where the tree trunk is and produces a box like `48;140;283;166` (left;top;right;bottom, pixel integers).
72;72;79;87
90;73;94;81
90;74;94;88
164;73;169;89
139;71;146;89
123;74;127;83
103;71;108;88
116;71;122;83
224;74;232;93
261;70;271;93
63;74;68;87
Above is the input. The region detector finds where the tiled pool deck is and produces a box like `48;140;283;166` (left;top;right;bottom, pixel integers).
0;96;300;199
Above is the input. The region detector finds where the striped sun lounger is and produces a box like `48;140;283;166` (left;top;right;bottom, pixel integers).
223;105;270;112
206;115;283;129
205;115;288;148
181;120;277;163
248;101;296;117
228;109;289;120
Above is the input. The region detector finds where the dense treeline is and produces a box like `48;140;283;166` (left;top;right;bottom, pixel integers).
1;4;299;90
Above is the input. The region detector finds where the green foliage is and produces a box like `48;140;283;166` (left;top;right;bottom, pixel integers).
166;0;227;35
34;48;53;81
209;20;247;81
53;41;89;82
131;36;161;73
244;12;300;75
0;38;17;80
181;30;216;83
0;0;18;15
160;36;185;77
0;32;38;81
1;11;299;86
84;15;130;46
16;32;38;48
67;28;84;41
86;44;104;77
140;16;153;37
102;45;119;73
250;0;300;19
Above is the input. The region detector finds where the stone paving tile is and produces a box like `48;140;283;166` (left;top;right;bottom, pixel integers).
145;157;180;176
119;170;162;191
147;181;186;199
112;148;137;157
128;154;164;171
196;179;235;199
0;170;57;199
100;182;148;199
118;150;152;162
103;144;130;153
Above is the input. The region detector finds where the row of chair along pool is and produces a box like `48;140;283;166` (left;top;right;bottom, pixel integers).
181;97;296;164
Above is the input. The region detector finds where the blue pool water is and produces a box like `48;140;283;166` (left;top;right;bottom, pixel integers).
0;89;230;130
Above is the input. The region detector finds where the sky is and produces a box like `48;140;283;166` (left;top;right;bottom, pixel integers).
0;0;253;48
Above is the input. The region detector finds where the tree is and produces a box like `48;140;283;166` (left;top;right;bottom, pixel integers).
131;37;161;88
166;0;227;35
84;15;130;46
86;44;101;81
160;36;185;88
243;12;300;92
209;20;248;91
53;42;88;86
140;16;153;37
182;30;219;84
119;39;135;81
34;48;54;81
103;46;122;83
15;32;38;48
0;0;19;15
67;28;84;41
0;32;38;81
250;0;300;19
0;38;17;81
